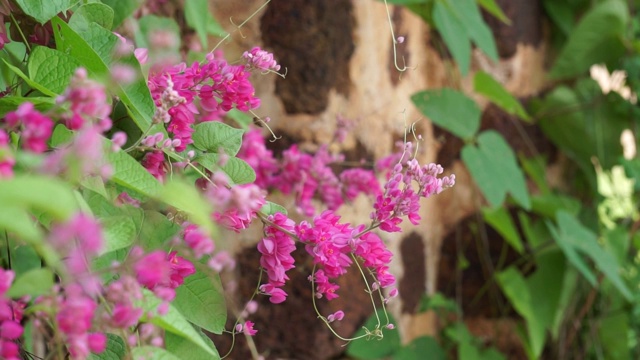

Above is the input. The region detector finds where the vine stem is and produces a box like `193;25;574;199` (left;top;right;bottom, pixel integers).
209;0;272;55
383;0;408;72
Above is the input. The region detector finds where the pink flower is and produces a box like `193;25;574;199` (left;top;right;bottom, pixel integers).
0;269;14;297
58;68;112;130
87;332;106;353
134;250;171;290
167;251;195;288
5;102;53;153
0;321;22;340
142;150;166;181
182;224;215;259
110;304;143;328
326;310;344;322
242;47;281;72
242;320;258;336
257;213;296;303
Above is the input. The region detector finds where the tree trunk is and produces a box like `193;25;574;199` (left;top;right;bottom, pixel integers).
210;0;549;358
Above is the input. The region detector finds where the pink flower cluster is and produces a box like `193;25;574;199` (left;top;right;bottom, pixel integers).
204;172;266;232
55;284;106;359
133;248;195;302
242;47;281;72
57;68;112;130
148;51;260;152
0;270;23;360
298;211;396;300
5;102;53;153
372;154;455;233
257;213;296;304
237;130;381;216
49;214;104;294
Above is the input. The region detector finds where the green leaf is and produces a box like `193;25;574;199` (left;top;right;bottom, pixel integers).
131;346;181;360
173;264;226;334
0;206;43;244
482;207;524;253
549;1;629;79
520;156;550;195
473;71;530;121
446;0;499;61
477;0;511;24
108;150;162;198
192;122;244;156
394;336;446;360
137;210;181;251
411;88;481;139
0;97;55;118
0;175;78;220
225;109;253;129
598;313;630;360
461;131;531;209
52;18;156;131
496;251;566;358
432;1;471;75
196;154;256;185
69;3;115;32
11;246;41;277
161;180;215;236
100;216;136;254
88;334;126;360
530;193;581;219
165;329;221;360
100;0;145;29
548;211;632;300
347;310;400;359
14;0;72;24
260;201;288;216
7;268;54;298
184;0;224;47
138;290;218;357
28;46;81;95
3;60;57;97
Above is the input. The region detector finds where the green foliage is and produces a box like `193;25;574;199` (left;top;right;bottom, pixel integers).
411;88;481;139
196;154;256;185
347;310;401;359
69;3;115;31
172;264;227;334
7;268;54;298
108;149;162;197
28;46;82;95
52;18;156;131
138;290;219;357
473;71;530;121
432;0;498;75
461;131;531;209
549;0;629;79
482;207;524;253
14;0;72;24
161;180;215;236
497;251;567;358
88;334;126;360
192;122;245;156
100;0;145;29
183;0;224;48
548;211;632;301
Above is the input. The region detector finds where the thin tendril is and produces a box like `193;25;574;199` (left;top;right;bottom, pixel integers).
383;0;407;72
